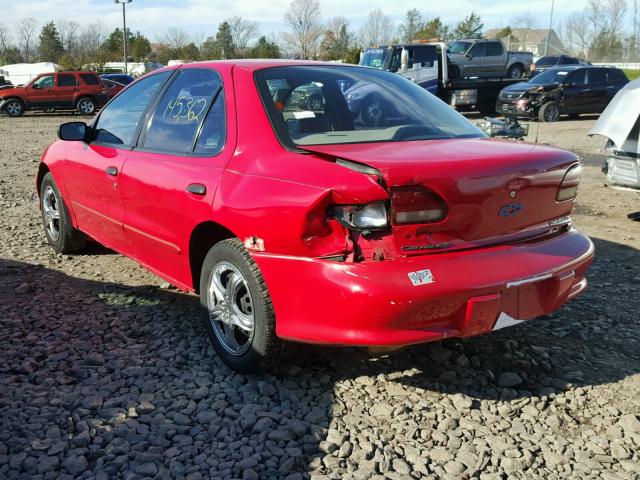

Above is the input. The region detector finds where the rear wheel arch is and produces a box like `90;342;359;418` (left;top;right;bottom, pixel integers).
37;163;51;198
189;221;236;294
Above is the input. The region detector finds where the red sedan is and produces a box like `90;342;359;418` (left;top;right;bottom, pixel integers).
37;61;593;372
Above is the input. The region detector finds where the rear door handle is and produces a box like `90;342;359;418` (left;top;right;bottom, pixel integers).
187;183;206;195
105;166;118;176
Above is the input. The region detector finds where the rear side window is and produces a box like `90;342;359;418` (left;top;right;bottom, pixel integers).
486;42;503;56
536;56;555;67
94;71;171;146
560;57;579;65
142;68;223;154
588;69;607;84
194;92;226;155
607;69;628;83
58;74;77;87
80;74;100;85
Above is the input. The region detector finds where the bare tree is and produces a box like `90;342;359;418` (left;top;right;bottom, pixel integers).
78;22;107;66
0;23;11;54
227;16;259;57
159;27;190;51
360;9;394;48
17;17;38;62
282;0;323;59
602;0;628;36
57;20;80;57
566;11;591;57
586;0;603;40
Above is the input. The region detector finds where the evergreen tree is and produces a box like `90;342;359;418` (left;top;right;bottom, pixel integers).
416;17;449;41
399;9;423;42
453;13;484;39
130;33;151;61
215;22;235;59
248;36;280;58
38;22;63;62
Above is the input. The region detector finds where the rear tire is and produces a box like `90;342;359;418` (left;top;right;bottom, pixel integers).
507;64;524;79
538;102;560;122
199;238;284;373
4;99;24;117
76;97;96;115
40;172;87;254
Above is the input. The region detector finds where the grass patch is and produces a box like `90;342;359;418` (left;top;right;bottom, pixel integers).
623;69;640;81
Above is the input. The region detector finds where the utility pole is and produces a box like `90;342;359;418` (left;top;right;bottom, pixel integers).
114;0;132;74
545;0;555;56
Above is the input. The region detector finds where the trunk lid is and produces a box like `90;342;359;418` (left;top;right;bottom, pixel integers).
302;137;578;254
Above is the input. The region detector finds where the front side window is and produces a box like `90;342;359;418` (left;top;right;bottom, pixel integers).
449;41;471;54
58;74;77;87
94;71;171;146
256;66;483;147
142;68;223;154
33;75;54;88
469;43;486;57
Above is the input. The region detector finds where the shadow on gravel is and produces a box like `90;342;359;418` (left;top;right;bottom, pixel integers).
0;235;638;478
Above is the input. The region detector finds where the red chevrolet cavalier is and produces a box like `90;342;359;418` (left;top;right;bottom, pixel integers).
37;60;593;372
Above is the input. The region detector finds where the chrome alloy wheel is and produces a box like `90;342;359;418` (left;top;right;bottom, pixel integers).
5;100;23;116
41;185;61;242
207;261;255;355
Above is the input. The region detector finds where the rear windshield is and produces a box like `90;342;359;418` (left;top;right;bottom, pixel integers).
535;56;557;67
529;68;574;84
255;66;483;147
80;74;100;85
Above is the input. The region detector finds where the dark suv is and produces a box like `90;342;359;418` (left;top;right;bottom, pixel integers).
496;65;629;122
530;55;588;77
0;71;108;117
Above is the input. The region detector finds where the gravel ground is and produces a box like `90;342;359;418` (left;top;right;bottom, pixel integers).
0;113;639;480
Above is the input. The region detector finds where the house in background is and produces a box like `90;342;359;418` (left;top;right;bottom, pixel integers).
485;28;566;58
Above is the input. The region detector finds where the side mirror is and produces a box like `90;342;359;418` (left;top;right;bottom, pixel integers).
32;84;40;89
466;52;473;60
58;122;88;142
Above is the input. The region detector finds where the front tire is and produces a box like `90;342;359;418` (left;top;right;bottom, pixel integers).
76;97;96;115
538;101;560;122
200;239;284;373
4;99;24;117
40;172;86;253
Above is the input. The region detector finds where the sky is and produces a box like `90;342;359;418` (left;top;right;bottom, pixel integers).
5;0;598;42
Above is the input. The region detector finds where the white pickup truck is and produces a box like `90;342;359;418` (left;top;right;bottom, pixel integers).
447;39;533;79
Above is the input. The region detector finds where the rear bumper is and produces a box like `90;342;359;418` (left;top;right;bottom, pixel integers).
252;230;594;346
604;155;640;190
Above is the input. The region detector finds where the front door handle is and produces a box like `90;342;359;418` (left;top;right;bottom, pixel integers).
105;166;118;176
187;183;207;195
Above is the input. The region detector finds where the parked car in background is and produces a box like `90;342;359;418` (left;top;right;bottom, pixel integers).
38;61;593;372
530;55;589;77
100;73;135;85
447;39;533;79
0;71;108;117
102;78;126;99
589;78;640;193
0;75;12;89
496;65;629;122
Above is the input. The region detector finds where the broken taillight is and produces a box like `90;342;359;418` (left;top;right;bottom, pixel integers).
556;164;582;202
391;186;447;224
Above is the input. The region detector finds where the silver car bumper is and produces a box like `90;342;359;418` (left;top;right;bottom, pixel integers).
604;155;640;192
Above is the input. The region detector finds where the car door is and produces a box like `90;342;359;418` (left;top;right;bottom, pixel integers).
483;41;504;75
118;66;234;289
582;68;608;113
28;74;56;107
561;69;588;113
60;70;173;253
465;43;486;76
55;73;78;108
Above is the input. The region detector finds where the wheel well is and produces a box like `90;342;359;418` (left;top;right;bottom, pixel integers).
189;221;235;294
4;96;25;106
36;163;50;197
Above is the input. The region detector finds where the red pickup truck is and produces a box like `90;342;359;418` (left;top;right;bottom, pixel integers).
0;71;108;117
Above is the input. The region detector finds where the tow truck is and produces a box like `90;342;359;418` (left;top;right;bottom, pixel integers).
359;42;527;114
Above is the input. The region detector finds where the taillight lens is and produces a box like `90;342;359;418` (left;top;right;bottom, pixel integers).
557;164;582;201
331;203;388;231
391;186;447;224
